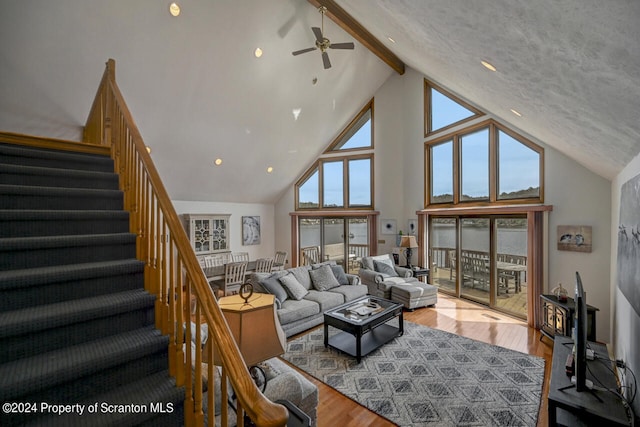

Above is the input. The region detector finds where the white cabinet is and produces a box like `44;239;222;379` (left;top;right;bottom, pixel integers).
184;214;230;255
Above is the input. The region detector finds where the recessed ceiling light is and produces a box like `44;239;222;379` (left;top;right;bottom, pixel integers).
214;158;222;166
267;166;274;173
481;60;497;72
169;2;180;17
254;48;263;58
510;109;523;117
387;36;396;44
292;108;301;121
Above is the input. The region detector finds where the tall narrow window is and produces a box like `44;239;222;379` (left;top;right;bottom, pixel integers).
460;127;489;201
323;161;344;208
430;140;454;204
498;129;541;200
298;168;319;209
348;158;371;207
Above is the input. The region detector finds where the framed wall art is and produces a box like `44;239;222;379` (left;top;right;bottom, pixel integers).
557;225;592;252
617;172;640;316
381;219;397;235
242;216;261;246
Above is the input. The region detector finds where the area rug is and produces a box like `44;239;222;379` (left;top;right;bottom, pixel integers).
282;321;544;426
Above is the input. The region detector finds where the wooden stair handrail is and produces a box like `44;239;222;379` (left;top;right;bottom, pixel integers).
83;59;288;427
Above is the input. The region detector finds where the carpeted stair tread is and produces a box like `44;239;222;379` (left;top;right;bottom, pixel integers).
22;371;184;427
0;209;130;238
0;259;144;290
0;326;168;400
0;232;135;250
0;183;123;199
0;143;114;172
0;163;119;189
0;289;155;338
0;209;129;221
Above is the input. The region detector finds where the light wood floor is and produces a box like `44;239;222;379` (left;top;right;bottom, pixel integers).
286;294;554;427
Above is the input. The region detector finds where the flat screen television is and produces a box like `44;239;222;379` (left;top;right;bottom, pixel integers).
573;271;588;391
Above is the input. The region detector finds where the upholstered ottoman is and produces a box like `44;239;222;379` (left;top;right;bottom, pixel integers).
390;282;438;310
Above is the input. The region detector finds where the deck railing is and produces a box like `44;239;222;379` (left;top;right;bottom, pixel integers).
84;59;288;427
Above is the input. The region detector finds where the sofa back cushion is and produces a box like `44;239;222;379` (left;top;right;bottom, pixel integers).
309;264;341;291
279;272;309;300
288;265;313;290
259;272;289;305
362;254;394;271
374;259;398;277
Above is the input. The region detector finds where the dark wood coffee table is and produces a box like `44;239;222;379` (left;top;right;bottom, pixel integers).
324;296;403;363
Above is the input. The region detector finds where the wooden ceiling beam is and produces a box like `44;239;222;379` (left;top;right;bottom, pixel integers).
308;0;405;75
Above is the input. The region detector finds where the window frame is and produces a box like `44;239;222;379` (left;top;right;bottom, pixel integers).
425;119;544;208
424;80;484;138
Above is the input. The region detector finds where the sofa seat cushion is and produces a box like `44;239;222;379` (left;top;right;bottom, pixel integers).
303;289;344;312
278;298;320;325
328;284;368;302
380;276;419;285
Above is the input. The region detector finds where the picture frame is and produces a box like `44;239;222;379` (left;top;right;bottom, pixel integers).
381;219;397;235
557;225;592;252
617;172;640;317
242;216;261;245
408;219;418;235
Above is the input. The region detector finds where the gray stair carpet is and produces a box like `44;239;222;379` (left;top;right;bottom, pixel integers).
0;141;184;426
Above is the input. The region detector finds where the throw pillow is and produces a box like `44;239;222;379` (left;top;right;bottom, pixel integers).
309;264;341;291
259;274;289;305
330;264;349;285
374;259;398;277
279;273;309;300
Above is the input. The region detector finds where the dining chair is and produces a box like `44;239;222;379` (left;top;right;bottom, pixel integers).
254;257;274;273
301;246;320;266
212;261;248;296
273;251;288;271
231;252;250;262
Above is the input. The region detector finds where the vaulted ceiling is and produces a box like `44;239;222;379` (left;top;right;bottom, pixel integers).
1;0;639;204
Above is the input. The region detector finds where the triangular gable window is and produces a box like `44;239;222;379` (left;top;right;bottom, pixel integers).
425;81;483;137
325;100;373;153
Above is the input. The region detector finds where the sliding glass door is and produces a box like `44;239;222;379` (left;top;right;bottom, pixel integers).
298;216;369;274
429;214;528;319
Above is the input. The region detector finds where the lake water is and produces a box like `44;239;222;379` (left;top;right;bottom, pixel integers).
300;222;527;256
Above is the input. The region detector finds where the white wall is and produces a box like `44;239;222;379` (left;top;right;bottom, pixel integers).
275;66;614;341
611;151;640;416
172;200;275;260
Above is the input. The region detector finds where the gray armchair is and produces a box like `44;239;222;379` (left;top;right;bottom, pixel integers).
358;254;419;299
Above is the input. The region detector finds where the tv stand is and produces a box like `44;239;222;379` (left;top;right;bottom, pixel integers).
548;336;631;426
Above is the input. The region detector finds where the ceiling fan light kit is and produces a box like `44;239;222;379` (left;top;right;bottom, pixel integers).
292;6;354;69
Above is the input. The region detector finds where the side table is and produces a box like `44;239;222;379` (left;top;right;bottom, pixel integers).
409;266;430;283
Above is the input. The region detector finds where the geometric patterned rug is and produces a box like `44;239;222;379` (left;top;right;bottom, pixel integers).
282;320;544;426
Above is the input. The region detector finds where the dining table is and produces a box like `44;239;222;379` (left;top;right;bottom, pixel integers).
202;261;283;281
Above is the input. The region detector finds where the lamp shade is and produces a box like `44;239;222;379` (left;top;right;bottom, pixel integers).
216;293;286;366
400;235;418;248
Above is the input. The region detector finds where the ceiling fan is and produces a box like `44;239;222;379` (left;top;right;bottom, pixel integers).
292;6;354;69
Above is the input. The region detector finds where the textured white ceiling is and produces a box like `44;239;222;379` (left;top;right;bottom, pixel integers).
338;0;640;179
1;0;639;204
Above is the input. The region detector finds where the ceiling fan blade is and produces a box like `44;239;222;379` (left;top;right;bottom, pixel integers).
322;51;331;69
292;46;317;56
329;42;355;50
311;27;324;43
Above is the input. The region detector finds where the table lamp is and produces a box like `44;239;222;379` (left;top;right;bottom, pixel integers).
216;288;286;389
400;235;419;269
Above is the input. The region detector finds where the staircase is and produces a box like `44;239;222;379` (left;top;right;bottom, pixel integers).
0;141;184;426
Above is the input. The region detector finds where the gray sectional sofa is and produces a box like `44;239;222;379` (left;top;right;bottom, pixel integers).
248;261;368;337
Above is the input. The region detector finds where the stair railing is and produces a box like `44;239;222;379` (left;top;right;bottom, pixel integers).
84;59;288;427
